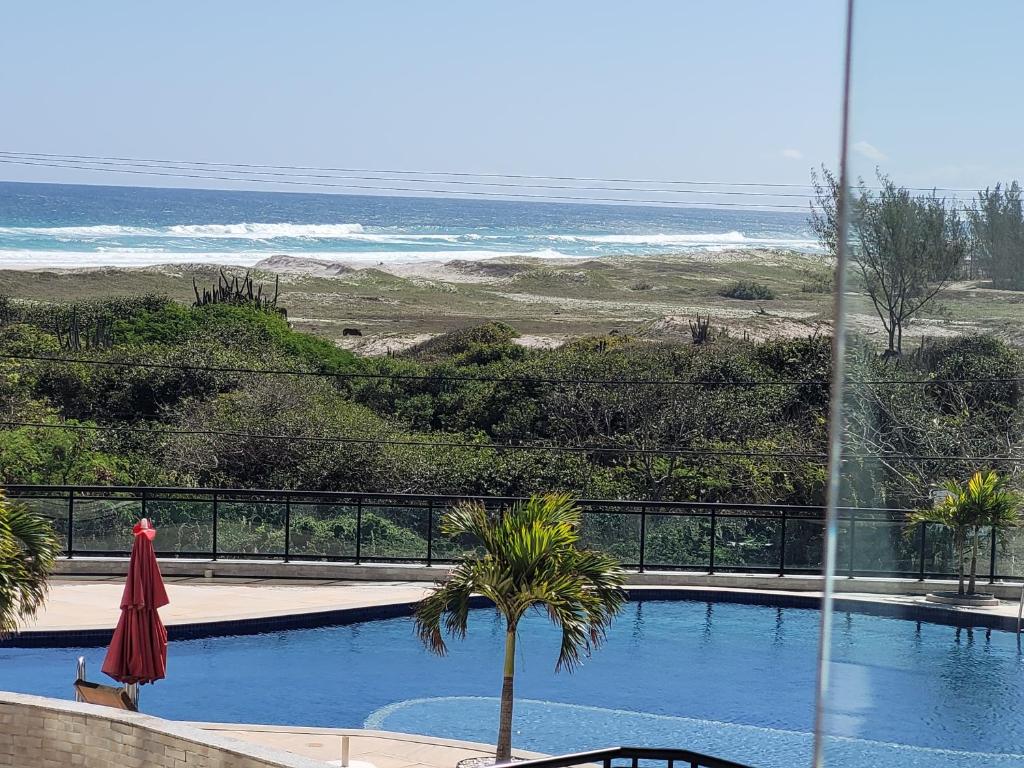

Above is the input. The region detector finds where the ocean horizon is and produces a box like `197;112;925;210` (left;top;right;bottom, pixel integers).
0;181;818;270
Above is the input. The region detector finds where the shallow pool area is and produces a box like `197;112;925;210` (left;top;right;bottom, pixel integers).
2;599;1022;768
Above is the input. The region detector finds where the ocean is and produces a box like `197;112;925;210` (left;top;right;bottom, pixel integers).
0;181;817;269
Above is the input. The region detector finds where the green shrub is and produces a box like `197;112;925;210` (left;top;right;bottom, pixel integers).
719;281;776;300
404;321;519;360
799;273;833;294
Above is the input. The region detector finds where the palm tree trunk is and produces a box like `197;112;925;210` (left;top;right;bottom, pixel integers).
957;536;966;596
495;627;516;761
967;526;979;596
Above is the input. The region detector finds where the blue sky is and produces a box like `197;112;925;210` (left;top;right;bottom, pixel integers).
0;1;845;200
1;1;1020;201
844;0;1024;193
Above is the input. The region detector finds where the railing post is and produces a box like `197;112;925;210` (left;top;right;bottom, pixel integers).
990;525;998;584
355;499;363;565
140;486;148;522
67;489;75;559
638;506;647;573
778;509;787;577
708;508;716;575
918;521;926;581
211;492;219;561
847;514;856;578
426;500;434;567
283;495;291;563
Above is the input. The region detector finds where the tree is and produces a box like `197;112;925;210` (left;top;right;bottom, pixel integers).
0;490;60;635
957;470;1020;595
908;471;1020;595
968;182;1024;289
812;169;967;356
414;494;626;762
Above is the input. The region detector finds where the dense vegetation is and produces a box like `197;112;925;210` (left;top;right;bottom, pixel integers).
719;281;776;301
0;287;1020;568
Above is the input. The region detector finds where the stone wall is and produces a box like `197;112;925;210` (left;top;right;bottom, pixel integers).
0;691;326;768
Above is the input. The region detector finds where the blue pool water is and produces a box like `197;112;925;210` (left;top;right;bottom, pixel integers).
2;600;1022;768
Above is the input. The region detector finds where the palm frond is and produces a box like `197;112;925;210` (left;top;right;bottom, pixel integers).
0;490;60;636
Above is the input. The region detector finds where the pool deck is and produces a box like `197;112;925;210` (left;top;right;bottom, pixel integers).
192;724;546;768
23;574;1024;633
24;577;432;632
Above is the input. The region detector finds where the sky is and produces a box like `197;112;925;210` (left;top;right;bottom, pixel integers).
0;0;846;204
2;1;1021;203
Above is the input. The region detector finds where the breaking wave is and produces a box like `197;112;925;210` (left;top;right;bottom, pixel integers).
0;222;369;240
548;230;815;248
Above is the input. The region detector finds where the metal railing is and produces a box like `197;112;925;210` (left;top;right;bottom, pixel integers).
495;746;753;768
5;484;1022;581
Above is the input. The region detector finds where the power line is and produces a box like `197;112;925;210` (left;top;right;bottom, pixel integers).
2;353;1021;388
0;419;823;460
0;150;825;189
0;154;818;200
0;352;828;387
0;150;999;195
0;158;811;211
3;419;1021;464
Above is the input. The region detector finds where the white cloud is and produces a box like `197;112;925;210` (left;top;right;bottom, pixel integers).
781;148;803;160
852;141;887;162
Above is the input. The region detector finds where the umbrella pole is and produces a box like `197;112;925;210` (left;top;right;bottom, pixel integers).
125;682;139;709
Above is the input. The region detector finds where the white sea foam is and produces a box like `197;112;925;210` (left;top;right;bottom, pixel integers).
0;222;371;240
165;222;366;238
0;248;578;270
547;230;816;249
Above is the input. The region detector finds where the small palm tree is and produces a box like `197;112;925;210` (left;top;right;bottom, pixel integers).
0;490;60;635
909;471;1020;595
415;494;626;762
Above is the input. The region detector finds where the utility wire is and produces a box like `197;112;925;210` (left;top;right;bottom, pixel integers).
0;352;828;387
2;353;1022;388
0;158;811;210
3;419;1021;464
0;154;819;200
0;150;997;195
0;419;822;460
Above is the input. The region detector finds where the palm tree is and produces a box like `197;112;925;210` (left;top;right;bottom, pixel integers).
0;490;60;636
909;471;1020;595
961;471;1020;594
414;494;626;762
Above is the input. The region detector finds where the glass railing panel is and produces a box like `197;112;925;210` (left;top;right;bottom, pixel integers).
72;496;140;554
578;506;642;567
848;518;916;575
785;516;828;571
429;499;486;562
11;494;70;553
714;512;782;570
147;497;214;556
215;499;286;556
358;502;429;561
642;508;712;570
287;502;358;559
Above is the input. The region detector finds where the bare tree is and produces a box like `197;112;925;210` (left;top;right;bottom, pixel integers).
812;168;967;356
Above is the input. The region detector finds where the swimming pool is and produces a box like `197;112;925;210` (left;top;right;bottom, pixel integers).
2;599;1022;768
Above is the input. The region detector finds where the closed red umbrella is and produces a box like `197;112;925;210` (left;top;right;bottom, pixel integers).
102;518;170;686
